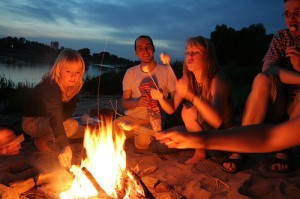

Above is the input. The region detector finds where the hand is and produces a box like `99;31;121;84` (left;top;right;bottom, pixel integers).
176;78;196;102
58;145;72;168
155;126;206;149
150;88;163;100
154;127;195;149
160;53;171;65
286;46;300;72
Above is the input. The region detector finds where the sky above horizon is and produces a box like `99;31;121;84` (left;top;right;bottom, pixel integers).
0;0;286;62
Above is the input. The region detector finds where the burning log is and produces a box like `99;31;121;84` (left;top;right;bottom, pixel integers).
128;169;155;199
81;166;106;197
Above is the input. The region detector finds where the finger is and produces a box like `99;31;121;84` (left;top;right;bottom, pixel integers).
164;140;179;148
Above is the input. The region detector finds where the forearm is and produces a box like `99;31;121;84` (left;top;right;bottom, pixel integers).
157;97;176;114
277;68;300;84
205;124;296;153
121;98;138;110
264;63;300;84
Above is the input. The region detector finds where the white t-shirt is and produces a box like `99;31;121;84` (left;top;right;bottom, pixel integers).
122;64;177;120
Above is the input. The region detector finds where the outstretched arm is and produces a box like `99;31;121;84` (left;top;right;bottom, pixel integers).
155;117;300;153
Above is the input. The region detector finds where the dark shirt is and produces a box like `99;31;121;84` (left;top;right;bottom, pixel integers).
23;77;77;149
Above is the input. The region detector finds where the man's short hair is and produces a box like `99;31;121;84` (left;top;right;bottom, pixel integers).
134;35;155;52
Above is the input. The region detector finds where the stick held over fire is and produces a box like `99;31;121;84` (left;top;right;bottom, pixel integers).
117;120;157;137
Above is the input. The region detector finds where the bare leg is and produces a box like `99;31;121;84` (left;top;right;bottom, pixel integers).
181;106;206;165
223;73;285;172
242;73;272;125
270;101;300;172
224;73;287;172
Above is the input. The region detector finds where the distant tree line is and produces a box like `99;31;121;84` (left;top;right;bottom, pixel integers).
0;37;137;67
0;23;276;115
0;23;273;68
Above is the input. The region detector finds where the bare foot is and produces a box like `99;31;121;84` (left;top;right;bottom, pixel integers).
185;149;206;165
269;152;292;173
222;153;244;173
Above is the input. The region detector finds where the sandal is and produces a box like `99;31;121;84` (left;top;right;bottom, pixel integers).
222;153;246;173
268;152;293;173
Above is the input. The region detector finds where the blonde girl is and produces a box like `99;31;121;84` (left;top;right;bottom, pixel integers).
22;49;85;168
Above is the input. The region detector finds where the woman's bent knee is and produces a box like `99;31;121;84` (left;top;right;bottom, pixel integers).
64;118;84;138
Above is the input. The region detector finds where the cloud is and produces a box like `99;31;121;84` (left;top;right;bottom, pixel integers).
0;0;286;60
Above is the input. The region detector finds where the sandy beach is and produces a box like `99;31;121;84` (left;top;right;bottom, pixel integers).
0;94;299;199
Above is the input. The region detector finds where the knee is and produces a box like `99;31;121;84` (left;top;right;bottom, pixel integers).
181;107;197;122
64;118;81;137
252;73;272;92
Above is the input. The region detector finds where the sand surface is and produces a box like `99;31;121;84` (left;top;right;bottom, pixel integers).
0;94;300;199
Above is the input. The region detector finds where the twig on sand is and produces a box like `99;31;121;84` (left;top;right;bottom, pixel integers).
204;173;231;188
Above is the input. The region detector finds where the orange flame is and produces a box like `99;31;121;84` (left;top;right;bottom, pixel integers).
60;115;129;198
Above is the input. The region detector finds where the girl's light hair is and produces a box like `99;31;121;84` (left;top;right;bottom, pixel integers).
48;49;85;102
183;36;219;101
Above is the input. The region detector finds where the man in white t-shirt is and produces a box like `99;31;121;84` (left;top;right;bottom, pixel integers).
119;35;177;150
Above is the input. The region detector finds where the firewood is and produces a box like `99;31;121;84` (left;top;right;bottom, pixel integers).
36;187;59;199
81;167;105;197
9;178;35;194
128;170;155;199
141;176;159;189
0;184;19;199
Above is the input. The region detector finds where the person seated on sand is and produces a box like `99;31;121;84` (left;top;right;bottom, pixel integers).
116;35;177;151
221;0;300;173
0;127;22;155
21;49;86;168
150;35;234;164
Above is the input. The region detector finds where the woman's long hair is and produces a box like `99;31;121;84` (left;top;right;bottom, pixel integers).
48;49;85;102
183;36;219;101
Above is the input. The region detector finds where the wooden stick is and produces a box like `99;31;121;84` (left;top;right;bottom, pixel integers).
132;125;157;137
147;72;159;90
81;167;105;196
128;169;155;199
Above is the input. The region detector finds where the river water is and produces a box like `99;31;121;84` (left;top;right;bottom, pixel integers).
0;55;120;86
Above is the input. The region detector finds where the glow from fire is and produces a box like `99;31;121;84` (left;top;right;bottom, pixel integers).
59;116;128;198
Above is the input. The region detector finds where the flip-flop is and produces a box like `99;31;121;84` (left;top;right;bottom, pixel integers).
268;156;293;173
222;156;246;173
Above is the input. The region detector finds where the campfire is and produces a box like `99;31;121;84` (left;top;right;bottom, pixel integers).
59;115;151;199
